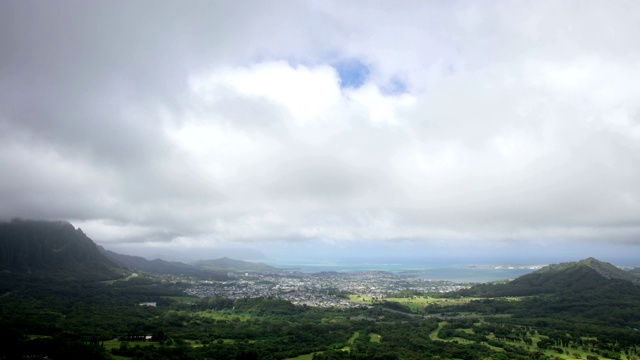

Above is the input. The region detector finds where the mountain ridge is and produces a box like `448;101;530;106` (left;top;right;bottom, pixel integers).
193;257;279;273
98;246;226;278
535;257;640;283
456;257;640;298
0;219;279;279
0;219;124;280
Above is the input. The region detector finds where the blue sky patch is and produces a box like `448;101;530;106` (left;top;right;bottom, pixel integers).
381;76;408;95
333;59;370;89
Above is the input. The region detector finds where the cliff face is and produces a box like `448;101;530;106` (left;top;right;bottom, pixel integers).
0;219;123;280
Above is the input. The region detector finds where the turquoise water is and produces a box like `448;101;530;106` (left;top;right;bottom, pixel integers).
263;259;540;283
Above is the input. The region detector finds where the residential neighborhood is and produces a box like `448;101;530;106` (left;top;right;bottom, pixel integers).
184;270;471;307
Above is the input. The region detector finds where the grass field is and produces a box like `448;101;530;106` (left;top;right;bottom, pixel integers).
287;347;351;360
348;331;360;344
348;295;624;359
288;330;383;360
429;322;443;340
370;333;381;343
490;334;603;360
286;353;315;360
106;322;623;360
428;323;623;360
381;295;524;313
390;296;474;312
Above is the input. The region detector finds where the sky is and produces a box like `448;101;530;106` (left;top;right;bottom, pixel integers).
1;1;640;264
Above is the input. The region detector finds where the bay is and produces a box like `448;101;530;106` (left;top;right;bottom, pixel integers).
263;258;541;283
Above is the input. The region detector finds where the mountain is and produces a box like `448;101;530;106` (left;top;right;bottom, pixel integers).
535;257;640;283
99;248;276;277
99;247;229;279
194;257;279;273
0;219;124;280
457;257;640;297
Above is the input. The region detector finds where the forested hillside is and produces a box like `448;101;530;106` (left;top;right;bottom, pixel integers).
99;247;230;279
2;221;640;360
445;258;640;329
194;257;278;273
0;219;123;280
456;257;640;297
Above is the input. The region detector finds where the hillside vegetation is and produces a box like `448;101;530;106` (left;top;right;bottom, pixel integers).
456;257;640;298
2;220;640;360
194;257;278;273
0;219;124;280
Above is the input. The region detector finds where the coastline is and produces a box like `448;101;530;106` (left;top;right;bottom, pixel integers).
262;259;541;283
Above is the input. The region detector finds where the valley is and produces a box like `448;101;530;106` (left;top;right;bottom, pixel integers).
2;221;640;360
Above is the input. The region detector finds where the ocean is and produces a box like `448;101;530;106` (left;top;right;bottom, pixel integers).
263;259;542;283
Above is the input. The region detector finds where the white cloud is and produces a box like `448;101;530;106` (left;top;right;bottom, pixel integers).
2;1;640;260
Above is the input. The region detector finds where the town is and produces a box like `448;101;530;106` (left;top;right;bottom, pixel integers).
184;270;472;308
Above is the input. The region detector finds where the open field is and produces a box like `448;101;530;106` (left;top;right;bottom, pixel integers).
488;334;610;360
288;331;383;360
287;347;350;360
383;295;523;313
386;296;479;312
348;331;360;344
429;321;627;360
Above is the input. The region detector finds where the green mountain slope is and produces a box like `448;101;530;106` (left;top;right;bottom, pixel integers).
194;257;279;273
458;257;640;298
99;246;229;279
536;257;640;283
445;258;640;328
0;219;124;280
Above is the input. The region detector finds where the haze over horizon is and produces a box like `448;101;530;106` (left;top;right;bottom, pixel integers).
2;1;640;264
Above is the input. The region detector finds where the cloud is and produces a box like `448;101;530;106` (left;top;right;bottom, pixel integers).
1;1;640;260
